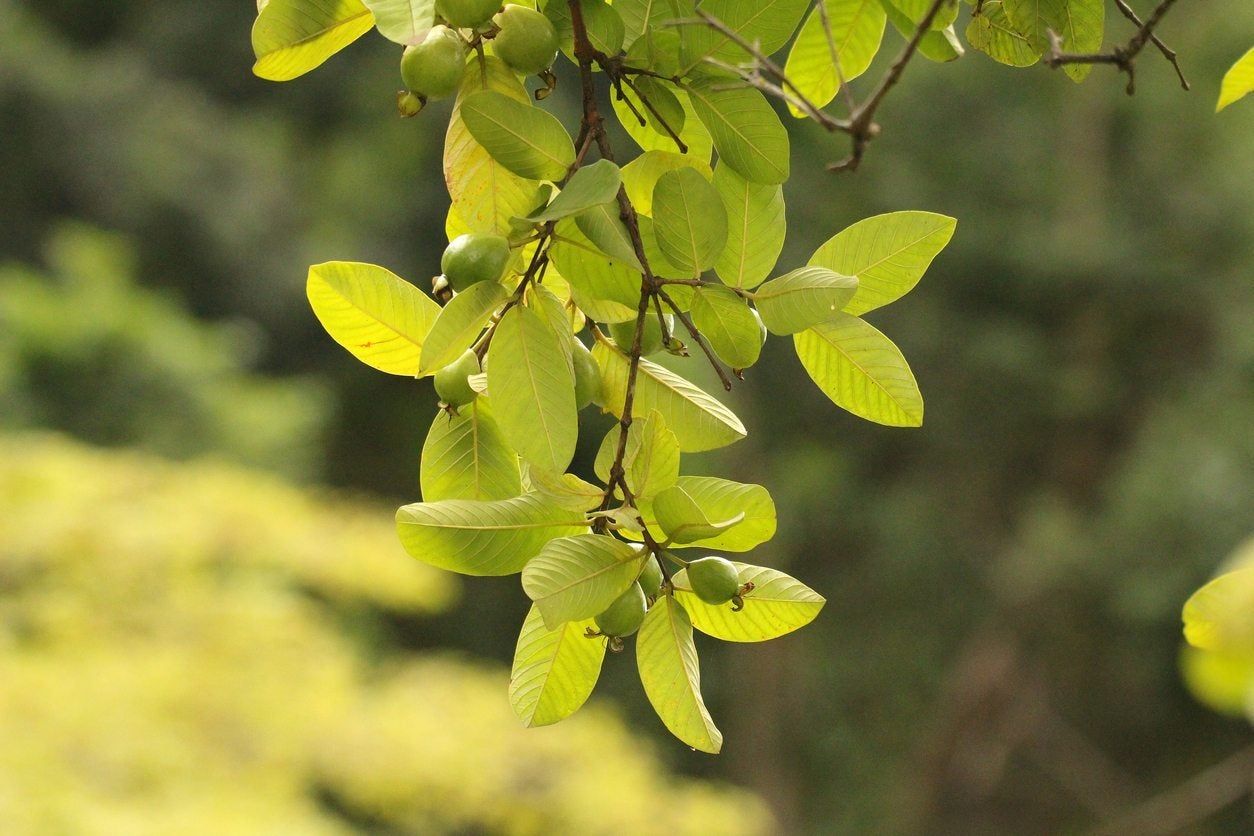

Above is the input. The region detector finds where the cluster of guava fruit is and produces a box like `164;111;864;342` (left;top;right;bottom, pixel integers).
399;1;559;111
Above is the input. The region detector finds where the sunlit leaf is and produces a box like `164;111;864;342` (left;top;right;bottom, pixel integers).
522;534;648;628
1004;0;1103;82
307;261;440;376
652;484;745;544
673;563;825;642
593;410;681;500
419;281;509;374
488;305;578;472
679;0;810;73
1217;46;1254;112
510;604;606;726
574;202;643;270
524;160;623;223
252;0;374;81
691;285;762;368
754;266;859;335
461;90;575;181
784;0;887;116
636;476;776;552
636;596;722;753
686;76;790;185
809;211;956;316
1183;567;1254;653
652;168;728;276
712;163;785;290
966;1;1040;68
420;399;522;501
622;151;713;217
550;219;643;322
594;342;747;452
396;494;587;575
794;313;924;426
362;0;434;44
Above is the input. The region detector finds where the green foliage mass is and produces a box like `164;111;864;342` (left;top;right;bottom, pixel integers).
0;433;772;834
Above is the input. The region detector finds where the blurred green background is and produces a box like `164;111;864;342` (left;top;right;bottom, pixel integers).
1;1;1252;832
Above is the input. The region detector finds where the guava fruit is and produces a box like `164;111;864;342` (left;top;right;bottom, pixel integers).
492;5;558;75
437;0;501;29
435;349;481;407
572;339;601;408
687;556;740;605
400;26;466;100
441;233;511;291
595;583;648;637
637;557;664;598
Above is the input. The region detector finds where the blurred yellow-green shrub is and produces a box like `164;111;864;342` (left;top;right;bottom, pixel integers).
1181;537;1254;720
0;434;771;834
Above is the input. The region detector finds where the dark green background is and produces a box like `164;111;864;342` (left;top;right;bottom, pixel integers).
2;1;1252;831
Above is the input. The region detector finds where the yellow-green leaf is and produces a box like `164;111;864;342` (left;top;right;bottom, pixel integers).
362;0;434;44
594;411;681;501
754;266;859;335
673;562;825;642
488;305;578;472
622;151;713;217
461;90;575;181
691;285;762;368
712;163;785;290
794;312;924;427
635;476;776;552
783;0;887;117
652;167;728;276
594;342;747;452
1217;46;1254;112
1183;567;1254;653
652;485;744;544
522;534;649;628
510;604;606;727
966;1;1041;68
420;399;521;501
686;76;790;185
307;261;440;376
419;280;509;374
636;596;722;753
252;0;375;81
809;211;956;316
396;494;588;575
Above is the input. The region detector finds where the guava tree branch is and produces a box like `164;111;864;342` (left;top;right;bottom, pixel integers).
1045;0;1188;95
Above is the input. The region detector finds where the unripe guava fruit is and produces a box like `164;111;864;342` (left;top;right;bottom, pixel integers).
687;556;740;605
437;0;502;28
400;26;467;99
441;233;511;291
492;5;558;75
572;340;601;408
595;583;648;637
608;314;672;356
435;349;481;407
638;557;664;598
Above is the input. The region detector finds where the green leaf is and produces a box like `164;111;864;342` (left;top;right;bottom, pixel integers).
396;494;587;575
636;596;722;753
1179;645;1254;719
523;160;623;223
794;312;924;427
420;398;521;502
636;476;776;551
418;280;509;374
522;534;648;628
679;0;810;73
594;342;747;452
673;563;825;642
1004;0;1103;82
809;211;956;316
612;86;715;163
488;305;578;472
527;468;605;512
652;485;745;544
621;151;712;217
573;203;643;270
510;604;606;727
617;0;685;49
549;219;642;323
784;0;887;116
754;266;859;335
914;24;965;64
882;0;957;30
445;58;543;235
460;90;575;181
691;286;762;368
594;410;681;500
629;77;687;138
1183;567;1254;653
712;163;785;291
307;261;440;376
252;0;375;81
686;76;790;185
1217;46;1254;112
966;1;1040;68
361;0;434;44
652;168;728;276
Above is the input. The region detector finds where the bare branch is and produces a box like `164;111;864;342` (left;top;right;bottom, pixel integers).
1045;0;1186;95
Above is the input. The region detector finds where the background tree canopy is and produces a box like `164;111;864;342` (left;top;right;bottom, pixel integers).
0;0;1251;831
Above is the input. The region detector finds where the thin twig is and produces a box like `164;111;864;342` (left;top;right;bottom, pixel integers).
1113;0;1189;89
656;288;734;392
1045;0;1185;95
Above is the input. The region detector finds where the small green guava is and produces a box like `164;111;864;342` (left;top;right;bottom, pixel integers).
608;314;672;356
441;233;511;291
400;26;466;100
637;557;664;598
492;5;558;75
572;340;601;408
595;583;648;638
435;349;481;407
437;0;502;29
687;556;740;605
